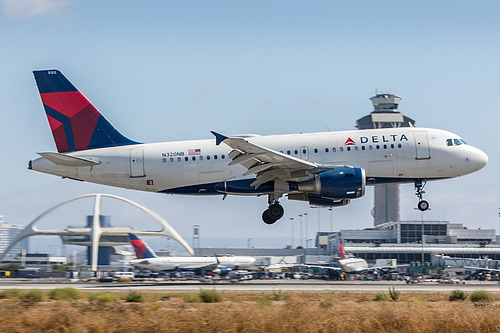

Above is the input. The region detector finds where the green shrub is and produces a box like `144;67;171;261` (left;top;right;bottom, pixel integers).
255;295;272;307
183;292;201;303
0;289;24;299
22;289;47;302
199;289;223;303
49;288;82;301
388;286;400;301
449;290;467;301
125;291;144;303
469;290;495;303
374;292;388;301
88;292;120;303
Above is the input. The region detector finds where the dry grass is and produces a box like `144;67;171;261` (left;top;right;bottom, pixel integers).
0;291;499;332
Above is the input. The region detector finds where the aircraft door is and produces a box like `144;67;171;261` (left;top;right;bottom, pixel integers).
414;132;430;160
130;149;145;177
299;146;309;160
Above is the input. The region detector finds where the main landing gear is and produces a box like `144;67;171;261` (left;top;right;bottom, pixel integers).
262;200;285;225
415;180;430;211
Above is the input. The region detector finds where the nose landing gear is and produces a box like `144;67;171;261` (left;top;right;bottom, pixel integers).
262;199;285;225
415;180;429;211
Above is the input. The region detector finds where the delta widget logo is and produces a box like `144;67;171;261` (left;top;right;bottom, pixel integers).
344;138;355;145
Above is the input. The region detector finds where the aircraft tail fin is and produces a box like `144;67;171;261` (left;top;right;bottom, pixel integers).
339;237;345;260
128;233;158;259
33;69;138;153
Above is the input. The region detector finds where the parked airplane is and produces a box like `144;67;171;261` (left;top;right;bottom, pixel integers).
29;70;488;224
305;238;405;273
128;233;255;273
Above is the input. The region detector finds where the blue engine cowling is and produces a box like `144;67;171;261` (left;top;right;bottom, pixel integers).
296;167;365;200
213;267;232;275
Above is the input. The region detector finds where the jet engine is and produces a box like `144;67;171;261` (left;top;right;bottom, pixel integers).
295;167;365;199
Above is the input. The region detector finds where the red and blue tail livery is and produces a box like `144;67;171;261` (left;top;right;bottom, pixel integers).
33;70;137;153
128;233;158;259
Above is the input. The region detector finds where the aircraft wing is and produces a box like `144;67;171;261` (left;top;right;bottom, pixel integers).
211;131;330;189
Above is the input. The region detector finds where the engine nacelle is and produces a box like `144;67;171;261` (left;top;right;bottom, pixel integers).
296;167;365;199
309;196;351;207
213;267;232;275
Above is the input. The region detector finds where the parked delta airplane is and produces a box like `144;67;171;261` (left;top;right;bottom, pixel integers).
29;70;488;224
128;233;255;273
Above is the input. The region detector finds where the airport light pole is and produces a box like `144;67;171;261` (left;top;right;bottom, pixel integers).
289;218;294;248
299;214;303;248
304;213;308;249
328;208;333;232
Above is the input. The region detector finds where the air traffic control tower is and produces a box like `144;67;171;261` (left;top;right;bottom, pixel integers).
356;93;416;226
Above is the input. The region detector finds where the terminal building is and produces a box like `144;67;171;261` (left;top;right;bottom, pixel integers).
322;220;499;264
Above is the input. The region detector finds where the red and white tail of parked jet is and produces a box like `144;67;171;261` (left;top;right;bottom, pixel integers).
29;70;488;224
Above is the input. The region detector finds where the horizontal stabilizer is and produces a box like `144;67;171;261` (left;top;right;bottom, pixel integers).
38;152;101;167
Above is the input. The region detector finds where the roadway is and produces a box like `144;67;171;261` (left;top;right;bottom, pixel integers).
1;279;500;293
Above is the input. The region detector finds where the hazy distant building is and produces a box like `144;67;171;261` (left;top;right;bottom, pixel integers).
356;93;416;226
0;216;29;255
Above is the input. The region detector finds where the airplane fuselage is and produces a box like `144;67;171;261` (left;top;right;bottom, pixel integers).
130;256;256;272
30;127;487;196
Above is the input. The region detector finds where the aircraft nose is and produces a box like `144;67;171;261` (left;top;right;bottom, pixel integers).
474;149;488;171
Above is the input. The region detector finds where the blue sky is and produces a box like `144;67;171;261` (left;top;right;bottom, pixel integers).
0;1;499;252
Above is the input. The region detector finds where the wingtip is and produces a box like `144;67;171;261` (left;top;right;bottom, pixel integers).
211;131;228;145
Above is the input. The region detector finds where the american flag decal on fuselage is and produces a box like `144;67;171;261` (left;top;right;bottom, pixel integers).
188;149;201;155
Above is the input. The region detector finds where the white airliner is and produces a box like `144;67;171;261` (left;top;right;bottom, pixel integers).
29;70;488;224
128;233;255;274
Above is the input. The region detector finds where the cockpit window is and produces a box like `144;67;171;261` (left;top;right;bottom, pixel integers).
447;138;469;146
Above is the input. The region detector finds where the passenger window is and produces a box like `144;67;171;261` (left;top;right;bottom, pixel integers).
446;139;453;146
192;156;196;161
376;145;380;149
361;146;365;151
369;145;373;150
163;158;167;163
347;147;351;152
398;143;402;148
354;146;358;151
170;158;174;162
207;155;210;160
340;147;344;152
294;150;298;154
314;148;318;153
302;149;306;154
391;144;394;149
177;157;181;162
214;155;218;160
325;148;329;153
332;148;336;152
383;144;387;149
221;154;225;159
184;157;188;161
199;156;203;161
287;150;291;155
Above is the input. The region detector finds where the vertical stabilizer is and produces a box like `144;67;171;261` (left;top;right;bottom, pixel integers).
33;69;138;153
128;233;158;259
339;237;345;260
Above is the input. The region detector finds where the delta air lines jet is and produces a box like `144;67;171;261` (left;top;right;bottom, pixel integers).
29;70;488;224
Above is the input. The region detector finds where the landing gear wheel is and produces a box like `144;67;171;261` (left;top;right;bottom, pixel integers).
268;203;284;220
418;200;429;211
262;210;277;225
414;180;430;211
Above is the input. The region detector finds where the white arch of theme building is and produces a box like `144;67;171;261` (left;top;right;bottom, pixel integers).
0;194;194;271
